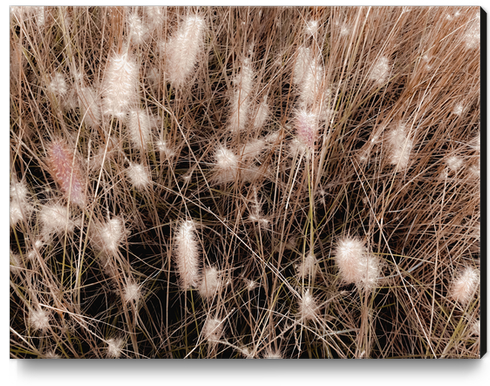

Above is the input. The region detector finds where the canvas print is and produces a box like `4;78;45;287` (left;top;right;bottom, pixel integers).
10;6;481;359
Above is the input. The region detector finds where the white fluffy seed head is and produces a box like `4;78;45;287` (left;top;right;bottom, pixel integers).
294;47;323;108
128;110;151;150
299;290;318;321
253;99;269;130
10;200;32;227
468;162;480;179
175;220;200;290
241;138;266;161
156;140;175;159
451;266;479;306
47;72;67;98
446;156;463;172
40;204;73;236
106;337;125;358
263;349;282;359
470;135;480;153
27;240;44;261
369;56;390;85
387;124;413;171
264;127;280;143
93;217;127;256
453;102;464;116
471;320;480;336
145;6;166;29
213;146;239;184
245;279;259;291
34;6;45;27
127;163;151;189
293;47;310;86
165;15;205;89
123;282;141;304
102;53;139;118
78;87;101;128
10;251;22;274
127;12;148;45
203;317;222;341
297;252;318;280
465;14;480;50
338;22;350;37
43;351;60;359
199;266;220;299
10;180;29;203
29;308;50;331
289;137;308;159
305;20;319;36
335;236;380;290
229;58;254;134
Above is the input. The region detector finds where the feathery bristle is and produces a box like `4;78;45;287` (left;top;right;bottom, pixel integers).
369;56;390;85
78;86;101;128
123;282;142;304
47;72;67;98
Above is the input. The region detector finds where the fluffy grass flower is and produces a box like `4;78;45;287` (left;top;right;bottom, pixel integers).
334;237;380;290
299;290;318;321
127;110;152;151
369;56;390;85
102;53;139;118
127;163;151;189
47;72;67;98
228;58;254;134
199;266;220;299
387;124;413;171
451;266;479;306
203;317;223;341
28;307;50;332
174;220;200;290
92;217;127;256
165;15;205;89
213;146;239;184
106;337;125;358
39;204;74;236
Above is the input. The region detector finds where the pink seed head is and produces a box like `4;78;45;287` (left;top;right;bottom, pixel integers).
47;140;85;207
295;110;318;147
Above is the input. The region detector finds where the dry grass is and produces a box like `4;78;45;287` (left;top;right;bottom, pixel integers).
9;6;481;359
